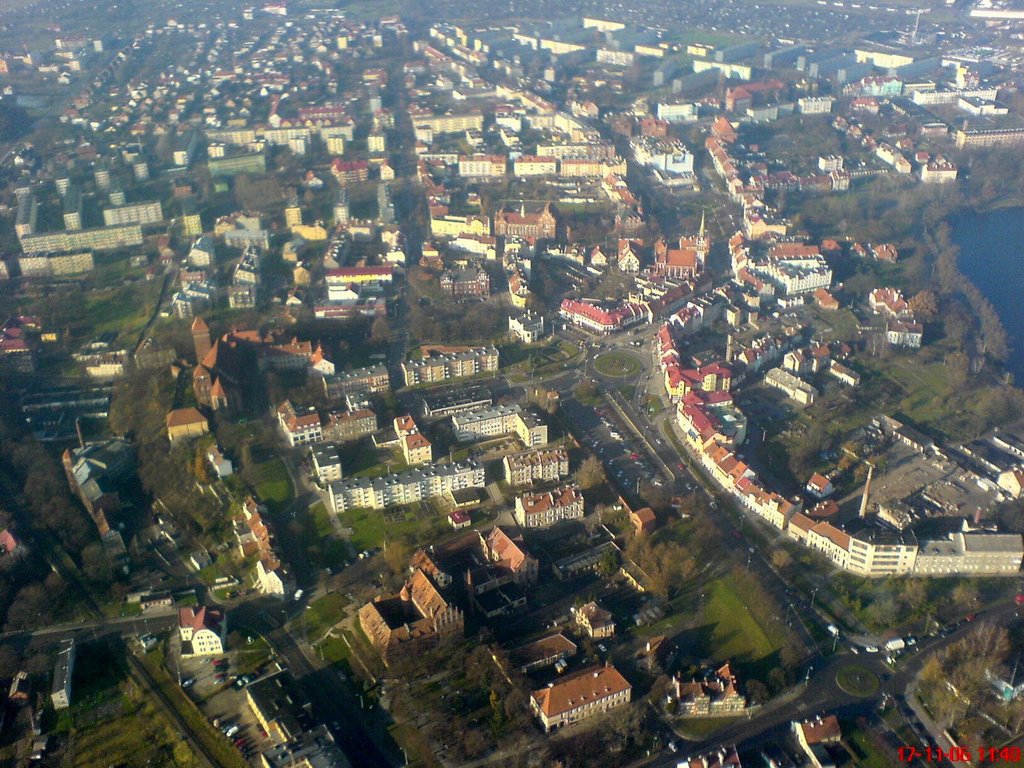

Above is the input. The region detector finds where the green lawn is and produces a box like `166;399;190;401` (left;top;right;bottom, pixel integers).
64;694;194;768
845;723;899;768
299;592;352;641
253;459;294;510
341;505;447;551
295;501;350;569
836;665;881;698
674;717;743;741
593;351;641;378
703;577;779;664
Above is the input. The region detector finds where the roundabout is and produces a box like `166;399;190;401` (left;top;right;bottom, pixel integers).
592;350;642;378
835;665;881;698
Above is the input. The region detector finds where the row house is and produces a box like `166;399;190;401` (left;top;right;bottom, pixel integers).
451;404;548;447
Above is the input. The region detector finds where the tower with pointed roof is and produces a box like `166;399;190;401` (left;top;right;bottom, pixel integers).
192;316;212;364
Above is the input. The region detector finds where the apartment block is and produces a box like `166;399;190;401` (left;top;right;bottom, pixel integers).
502;447;570;486
327;460;485;513
401;347;499;386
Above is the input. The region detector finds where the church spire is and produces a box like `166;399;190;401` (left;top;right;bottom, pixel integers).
699;209;706;241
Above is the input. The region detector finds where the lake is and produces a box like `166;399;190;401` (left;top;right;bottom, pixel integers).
953;207;1024;381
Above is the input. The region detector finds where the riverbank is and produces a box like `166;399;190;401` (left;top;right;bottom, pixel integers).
951;206;1024;381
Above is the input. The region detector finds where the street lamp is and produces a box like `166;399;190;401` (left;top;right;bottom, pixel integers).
810;587;820;609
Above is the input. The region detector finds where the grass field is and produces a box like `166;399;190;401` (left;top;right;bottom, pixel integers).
674;717;743;741
253;459;293;510
299;592;352;642
836;665;881;697
81;280;163;347
702;577;780;669
593;351;641;378
340;505;448;551
299;502;349;569
54;643;195;768
845;722;898;768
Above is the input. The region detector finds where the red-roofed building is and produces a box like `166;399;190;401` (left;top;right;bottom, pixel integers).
331;158;369;184
531;664;631;732
178;606;226;657
806;473;834;499
559;299;649;334
0;529;24;558
515;485;584;528
630;506;657;536
276;400;322;446
494;202;557;239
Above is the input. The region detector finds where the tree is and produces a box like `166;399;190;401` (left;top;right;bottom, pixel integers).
573;380;597;402
0;101;32;142
899;579;928;613
951;582;980;612
383;536;414;577
81;542;113;586
370;316;392;345
575;455;606;490
909;290;939;322
596;548;618;577
193;448;212;484
745;679;770;704
770;549;792;570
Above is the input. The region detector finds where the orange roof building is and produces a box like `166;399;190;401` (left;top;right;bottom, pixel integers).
531;664;631;732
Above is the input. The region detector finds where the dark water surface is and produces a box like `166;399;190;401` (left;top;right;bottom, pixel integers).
953;207;1024;381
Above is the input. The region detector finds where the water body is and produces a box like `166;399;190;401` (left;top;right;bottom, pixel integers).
953;207;1024;381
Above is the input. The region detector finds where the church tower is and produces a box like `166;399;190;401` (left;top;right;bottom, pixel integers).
192;316;212;363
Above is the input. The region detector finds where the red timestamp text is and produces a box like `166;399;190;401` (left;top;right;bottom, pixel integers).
898;746;1023;763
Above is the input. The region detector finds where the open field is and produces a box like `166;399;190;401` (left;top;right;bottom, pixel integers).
341;505;448;551
253;459;294;510
49;643;195;768
702;577;779;666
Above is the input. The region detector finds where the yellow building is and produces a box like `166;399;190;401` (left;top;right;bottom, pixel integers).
291;224;328;241
166;407;209;444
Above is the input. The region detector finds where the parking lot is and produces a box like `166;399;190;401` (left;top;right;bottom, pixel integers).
172;637;274;764
560;397;668;500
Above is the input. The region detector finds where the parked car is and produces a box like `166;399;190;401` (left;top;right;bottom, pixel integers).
864;645;879;653
182;678;195;688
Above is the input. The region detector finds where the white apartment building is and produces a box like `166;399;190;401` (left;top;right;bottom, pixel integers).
327;460;485;513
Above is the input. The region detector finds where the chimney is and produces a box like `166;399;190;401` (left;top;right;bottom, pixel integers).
858;462;874;518
974;508;982;526
726;333;735;363
75;417;85;449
